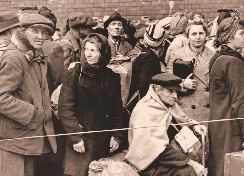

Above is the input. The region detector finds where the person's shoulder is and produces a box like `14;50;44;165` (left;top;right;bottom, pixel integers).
104;67;121;80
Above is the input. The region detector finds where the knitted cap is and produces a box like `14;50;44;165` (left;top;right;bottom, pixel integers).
0;11;20;33
68;13;97;28
151;73;182;90
20;13;54;34
144;20;167;48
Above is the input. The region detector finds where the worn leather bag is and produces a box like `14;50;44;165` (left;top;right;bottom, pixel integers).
173;58;195;79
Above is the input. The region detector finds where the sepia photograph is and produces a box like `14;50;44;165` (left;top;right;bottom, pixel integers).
0;0;244;175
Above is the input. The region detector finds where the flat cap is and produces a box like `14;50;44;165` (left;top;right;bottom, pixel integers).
20;13;54;34
68;13;97;28
151;73;182;90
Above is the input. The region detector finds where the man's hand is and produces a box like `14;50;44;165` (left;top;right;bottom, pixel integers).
193;125;207;136
73;139;85;153
183;73;197;90
187;159;208;176
110;136;119;153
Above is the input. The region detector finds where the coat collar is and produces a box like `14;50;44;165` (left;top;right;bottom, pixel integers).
64;31;80;52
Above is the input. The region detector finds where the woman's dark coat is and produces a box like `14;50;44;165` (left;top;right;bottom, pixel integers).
58;63;125;176
208;45;244;176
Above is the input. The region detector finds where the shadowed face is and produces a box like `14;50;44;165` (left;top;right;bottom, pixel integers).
153;85;177;106
107;20;124;37
230;28;244;50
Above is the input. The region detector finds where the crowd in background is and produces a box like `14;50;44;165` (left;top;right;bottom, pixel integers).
0;5;244;176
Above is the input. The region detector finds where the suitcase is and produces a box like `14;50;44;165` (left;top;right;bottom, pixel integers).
224;151;244;176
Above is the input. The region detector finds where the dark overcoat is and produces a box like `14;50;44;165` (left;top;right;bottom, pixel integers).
129;47;161;99
208;45;244;176
58;63;125;176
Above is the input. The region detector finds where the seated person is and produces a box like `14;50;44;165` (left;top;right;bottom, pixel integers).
125;73;208;176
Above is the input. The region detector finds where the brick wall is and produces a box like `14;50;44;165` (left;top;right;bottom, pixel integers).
0;0;244;28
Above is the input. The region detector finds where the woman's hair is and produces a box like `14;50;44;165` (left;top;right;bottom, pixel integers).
185;19;208;37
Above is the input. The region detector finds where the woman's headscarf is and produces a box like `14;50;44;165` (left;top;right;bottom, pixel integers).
169;12;188;36
214;10;241;48
80;33;111;75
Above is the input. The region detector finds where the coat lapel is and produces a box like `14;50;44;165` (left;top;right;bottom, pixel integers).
194;47;214;86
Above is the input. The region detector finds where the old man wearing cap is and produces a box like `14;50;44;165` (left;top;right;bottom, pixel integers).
60;13;97;70
104;11;132;58
125;73;207;176
0;11;20;54
0;13;57;176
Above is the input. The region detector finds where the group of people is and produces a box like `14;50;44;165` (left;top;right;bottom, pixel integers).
0;5;244;176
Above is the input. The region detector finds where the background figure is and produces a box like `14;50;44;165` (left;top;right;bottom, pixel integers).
60;13;97;70
0;11;20;48
129;17;171;102
164;12;189;67
208;14;244;176
0;13;57;176
127;26;147;60
52;28;63;43
58;33;125;176
34;7;65;176
166;19;215;123
104;11;132;57
206;8;233;51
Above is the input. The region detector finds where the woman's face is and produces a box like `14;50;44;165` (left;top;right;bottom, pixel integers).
188;24;207;49
84;42;101;65
154;85;177;106
230;28;244;50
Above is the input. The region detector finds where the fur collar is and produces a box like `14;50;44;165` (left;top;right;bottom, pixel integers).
11;29;43;62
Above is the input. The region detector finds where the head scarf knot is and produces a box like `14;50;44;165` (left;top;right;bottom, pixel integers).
214;10;241;48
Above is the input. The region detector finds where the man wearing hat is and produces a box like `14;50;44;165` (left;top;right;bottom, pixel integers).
60;13;97;70
104;11;132;58
0;13;57;176
125;73;207;176
0;11;20;55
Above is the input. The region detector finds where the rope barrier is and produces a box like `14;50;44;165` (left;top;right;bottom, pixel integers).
0;117;244;142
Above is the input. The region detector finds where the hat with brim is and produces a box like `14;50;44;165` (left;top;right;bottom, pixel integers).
104;11;127;29
151;73;182;90
0;11;20;33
